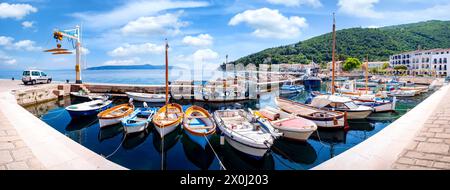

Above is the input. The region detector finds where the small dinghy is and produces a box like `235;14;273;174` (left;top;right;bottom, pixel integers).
98;102;134;128
65;99;113;118
152;103;184;137
125;92;167;103
254;106;317;141
121;104;157;134
70;91;108;101
213;109;276;159
182;105;216;149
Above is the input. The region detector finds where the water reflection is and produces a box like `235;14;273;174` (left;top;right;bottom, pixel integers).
98;124;124;142
65;115;98;131
123;131;149;150
272;140;317;165
181;132;215;170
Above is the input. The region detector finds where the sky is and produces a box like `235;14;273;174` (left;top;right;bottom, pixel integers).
1;0;450;71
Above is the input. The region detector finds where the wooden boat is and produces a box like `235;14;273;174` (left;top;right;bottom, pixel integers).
125;92;167;103
254;106;317;141
276;97;345;128
213;109;276;159
182;105;216;149
65;99;112;118
310;95;373;119
152;103;183;137
121;107;157;134
98;103;134;128
399;86;429;94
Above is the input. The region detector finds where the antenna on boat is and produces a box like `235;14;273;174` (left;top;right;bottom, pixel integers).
331;12;336;95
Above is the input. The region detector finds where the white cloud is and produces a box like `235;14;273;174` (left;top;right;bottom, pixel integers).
182;34;213;47
338;0;383;19
367;25;379;29
337;0;450;23
229;8;308;39
0;36;41;51
108;43;165;57
0;3;37;19
0;51;17;65
71;47;90;55
11;40;41;51
72;0;208;30
121;12;188;36
177;49;219;64
21;21;33;28
0;36;14;46
103;58;141;66
267;0;322;7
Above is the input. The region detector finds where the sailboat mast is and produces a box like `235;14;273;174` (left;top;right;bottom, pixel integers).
365;56;369;94
165;39;169;111
331;13;336;95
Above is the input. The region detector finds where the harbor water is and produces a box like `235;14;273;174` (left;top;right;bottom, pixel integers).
22;80;434;170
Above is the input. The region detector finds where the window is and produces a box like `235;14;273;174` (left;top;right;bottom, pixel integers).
439;65;442;71
344;102;359;109
22;71;30;76
445;65;447;70
31;71;39;76
434;59;438;64
440;58;442;64
40;72;47;76
445;58;448;64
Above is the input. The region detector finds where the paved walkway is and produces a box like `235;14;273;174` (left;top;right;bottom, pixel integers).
392;86;450;169
0;109;44;170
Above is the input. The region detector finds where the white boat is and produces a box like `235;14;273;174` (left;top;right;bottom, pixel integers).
125;92;167;103
121;107;157;134
310;95;373;119
354;97;396;113
98;103;135;128
388;90;416;97
70;91;108;100
213;109;276;159
152;103;183;137
254;107;317;141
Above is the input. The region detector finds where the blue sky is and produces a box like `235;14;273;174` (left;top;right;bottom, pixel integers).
1;0;450;71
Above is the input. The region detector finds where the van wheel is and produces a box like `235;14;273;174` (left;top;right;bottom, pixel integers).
47;79;52;84
31;80;36;85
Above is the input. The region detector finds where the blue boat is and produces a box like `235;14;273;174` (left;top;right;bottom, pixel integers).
65;99;113;118
121;107;157;134
280;81;304;94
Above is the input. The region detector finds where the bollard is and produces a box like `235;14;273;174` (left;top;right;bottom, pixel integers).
11;77;14;81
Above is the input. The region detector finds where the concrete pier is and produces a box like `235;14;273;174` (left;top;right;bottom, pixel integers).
314;83;450;170
0;80;126;170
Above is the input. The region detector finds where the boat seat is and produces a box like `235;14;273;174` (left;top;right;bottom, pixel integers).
187;126;214;130
186;116;208;119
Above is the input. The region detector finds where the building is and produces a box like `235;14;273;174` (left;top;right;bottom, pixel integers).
390;48;450;77
367;61;387;69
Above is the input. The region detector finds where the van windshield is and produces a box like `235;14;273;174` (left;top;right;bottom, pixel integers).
23;71;30;76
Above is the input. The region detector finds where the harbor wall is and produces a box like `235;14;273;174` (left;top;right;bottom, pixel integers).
14;84;71;106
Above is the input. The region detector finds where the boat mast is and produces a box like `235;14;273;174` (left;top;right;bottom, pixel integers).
165;39;169;117
365;56;369;94
331;13;336;95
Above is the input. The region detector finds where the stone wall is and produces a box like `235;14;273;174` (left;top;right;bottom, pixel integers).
14;84;71;106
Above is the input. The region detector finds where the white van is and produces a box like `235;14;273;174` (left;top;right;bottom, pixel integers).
22;70;52;85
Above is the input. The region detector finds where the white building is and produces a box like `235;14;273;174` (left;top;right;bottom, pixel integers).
390;48;450;77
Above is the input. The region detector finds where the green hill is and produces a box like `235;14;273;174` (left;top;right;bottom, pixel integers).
230;20;450;66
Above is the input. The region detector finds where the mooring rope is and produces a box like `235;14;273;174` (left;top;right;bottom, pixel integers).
204;135;227;170
104;133;127;159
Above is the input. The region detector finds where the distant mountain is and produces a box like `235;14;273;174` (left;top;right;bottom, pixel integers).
229;20;450;66
87;64;178;70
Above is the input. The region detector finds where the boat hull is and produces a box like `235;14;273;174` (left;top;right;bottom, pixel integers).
67;105;111;118
126;92;166;103
99;118;122;128
225;136;269;159
340;110;372;119
155;122;180;137
275;128;315;141
124;122;148;134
